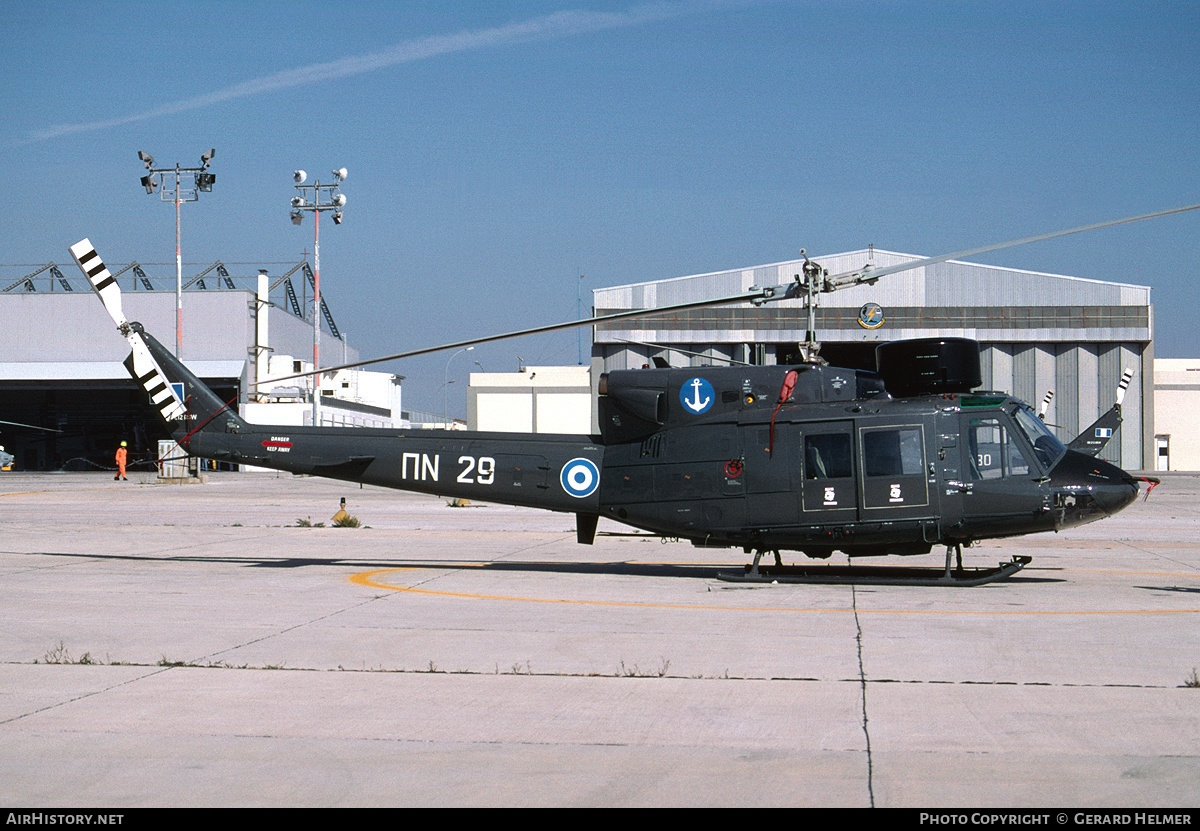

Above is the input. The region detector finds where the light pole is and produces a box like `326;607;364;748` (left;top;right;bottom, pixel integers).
290;167;347;426
444;346;474;426
137;148;216;358
438;380;455;426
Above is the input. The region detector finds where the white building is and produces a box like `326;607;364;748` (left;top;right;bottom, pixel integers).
467;365;592;434
1153;359;1200;471
246;353;404;429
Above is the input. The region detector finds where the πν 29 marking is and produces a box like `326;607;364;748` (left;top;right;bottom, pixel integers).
458;455;495;485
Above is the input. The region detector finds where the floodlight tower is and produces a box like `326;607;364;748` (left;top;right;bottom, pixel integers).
289;167;347;426
136;148;216;358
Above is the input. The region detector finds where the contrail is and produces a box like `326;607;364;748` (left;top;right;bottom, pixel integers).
32;3;697;141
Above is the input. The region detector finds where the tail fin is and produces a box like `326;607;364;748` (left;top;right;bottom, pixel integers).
137;325;248;433
1067;367;1134;457
70;238;245;433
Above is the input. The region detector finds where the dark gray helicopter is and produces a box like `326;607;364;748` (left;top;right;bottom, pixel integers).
70;207;1192;586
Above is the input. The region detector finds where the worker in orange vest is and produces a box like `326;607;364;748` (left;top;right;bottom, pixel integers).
115;441;128;481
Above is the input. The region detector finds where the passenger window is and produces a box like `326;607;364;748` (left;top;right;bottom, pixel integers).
804;433;852;479
862;427;924;477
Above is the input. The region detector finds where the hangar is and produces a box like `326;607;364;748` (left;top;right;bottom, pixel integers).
0;258;403;472
591;249;1154;471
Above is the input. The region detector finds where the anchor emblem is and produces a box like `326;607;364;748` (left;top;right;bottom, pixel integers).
680;377;714;415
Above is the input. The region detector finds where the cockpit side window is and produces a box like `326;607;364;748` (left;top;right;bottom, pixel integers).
969;418;1033;479
1007;431;1031;476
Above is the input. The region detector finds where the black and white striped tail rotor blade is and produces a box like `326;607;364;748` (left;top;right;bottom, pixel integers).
1116;367;1135;407
68;238;186;422
69;238;127;329
1039;390;1054;420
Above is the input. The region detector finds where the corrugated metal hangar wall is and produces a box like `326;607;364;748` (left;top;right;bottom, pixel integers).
592;250;1153;471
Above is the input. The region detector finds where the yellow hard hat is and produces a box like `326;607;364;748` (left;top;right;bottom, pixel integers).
120;441;127;447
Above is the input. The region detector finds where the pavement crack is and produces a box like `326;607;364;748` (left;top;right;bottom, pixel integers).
852;584;875;808
198;592;391;664
4;659;1185;688
0;665;172;726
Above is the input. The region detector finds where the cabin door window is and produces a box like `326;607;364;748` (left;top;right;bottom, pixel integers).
801;425;857;518
859;424;930;511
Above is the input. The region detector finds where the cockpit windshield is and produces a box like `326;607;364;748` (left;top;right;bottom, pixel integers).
1012;404;1067;470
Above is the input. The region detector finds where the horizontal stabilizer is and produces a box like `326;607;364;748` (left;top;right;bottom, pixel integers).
310;456;376;479
576;512;599;545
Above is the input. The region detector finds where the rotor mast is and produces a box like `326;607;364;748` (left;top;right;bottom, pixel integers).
749;247;881;365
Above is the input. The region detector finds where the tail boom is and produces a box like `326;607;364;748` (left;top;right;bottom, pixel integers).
135;316;602;511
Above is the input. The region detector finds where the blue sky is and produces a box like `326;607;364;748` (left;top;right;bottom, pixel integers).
3;1;1197;413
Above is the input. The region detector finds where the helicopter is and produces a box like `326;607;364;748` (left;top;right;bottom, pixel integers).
69;206;1195;586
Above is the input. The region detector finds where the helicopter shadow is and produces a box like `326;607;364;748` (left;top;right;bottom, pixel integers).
17;549;1065;583
18;549;725;579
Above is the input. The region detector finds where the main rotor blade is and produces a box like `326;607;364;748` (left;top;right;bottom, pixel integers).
253;292;758;386
0;419;62;433
825;201;1200;289
260;201;1200;385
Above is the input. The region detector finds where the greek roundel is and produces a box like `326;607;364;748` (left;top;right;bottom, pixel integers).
560;457;599;498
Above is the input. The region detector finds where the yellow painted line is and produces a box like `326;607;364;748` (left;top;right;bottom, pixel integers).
349;566;1200;616
351;567;738;612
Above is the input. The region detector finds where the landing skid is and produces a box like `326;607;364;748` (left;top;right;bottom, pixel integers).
718;547;1032;587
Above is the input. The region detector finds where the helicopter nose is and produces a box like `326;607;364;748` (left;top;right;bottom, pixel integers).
1092;472;1139;516
1049;451;1139;529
